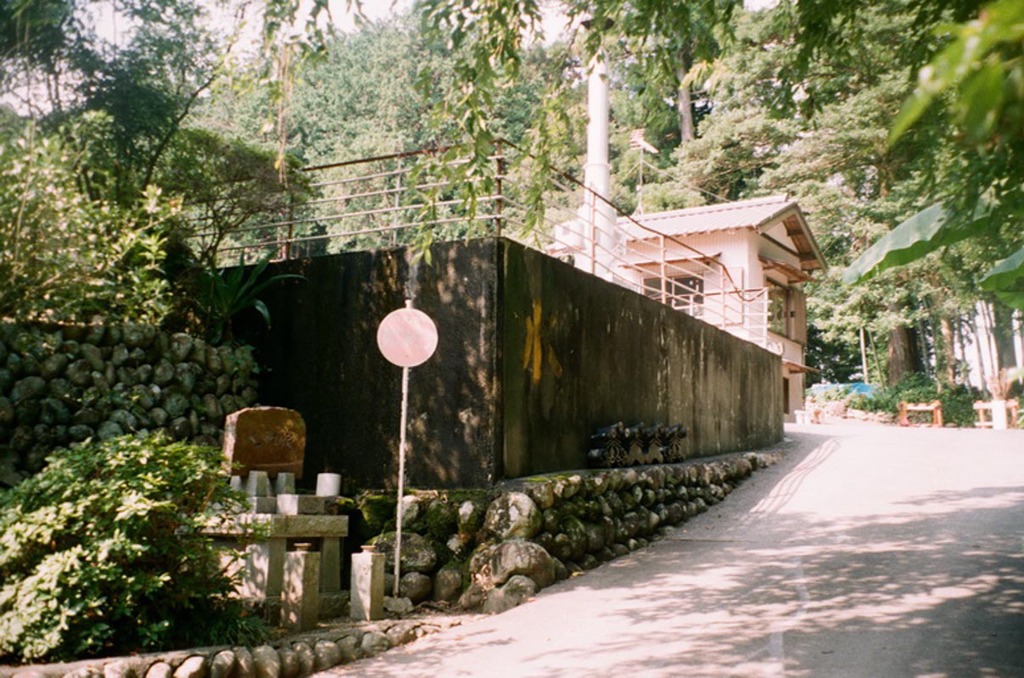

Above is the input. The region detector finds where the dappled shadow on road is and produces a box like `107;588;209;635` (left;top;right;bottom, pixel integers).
600;499;1024;677
501;442;1024;677
332;429;1024;677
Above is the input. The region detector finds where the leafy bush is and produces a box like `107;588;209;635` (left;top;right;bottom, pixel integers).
806;384;852;403
0;119;175;324
0;435;264;663
850;374;979;427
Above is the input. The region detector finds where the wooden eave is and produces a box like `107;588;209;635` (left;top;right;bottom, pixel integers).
783;359;819;374
632;254;722;275
778;213;827;272
760;255;811;283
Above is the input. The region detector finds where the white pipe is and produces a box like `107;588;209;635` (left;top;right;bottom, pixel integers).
394;361;408;598
581;55;618;278
585;57;610;200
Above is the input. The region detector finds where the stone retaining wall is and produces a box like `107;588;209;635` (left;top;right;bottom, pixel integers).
383;451;783;614
0;450;782;677
0;323;259;486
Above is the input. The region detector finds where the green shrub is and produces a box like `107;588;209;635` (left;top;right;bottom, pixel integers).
806;384;853;403
0;120;174;324
354;493;398;545
0;434;264;663
852;374;979;427
938;385;978;427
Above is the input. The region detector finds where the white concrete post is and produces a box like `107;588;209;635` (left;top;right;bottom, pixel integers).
350;545;385;621
579;54;619;279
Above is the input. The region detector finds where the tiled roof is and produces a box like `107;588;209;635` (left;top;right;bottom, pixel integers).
619;194;826;271
619;195;794;237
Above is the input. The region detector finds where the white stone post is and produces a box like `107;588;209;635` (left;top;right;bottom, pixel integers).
992;400;1008;430
350;545;385;621
316;472;342;496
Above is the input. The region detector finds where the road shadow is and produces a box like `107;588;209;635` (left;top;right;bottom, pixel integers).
328;426;1024;677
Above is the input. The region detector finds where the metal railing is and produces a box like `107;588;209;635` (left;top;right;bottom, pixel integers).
190;142;769;348
517;163;769;347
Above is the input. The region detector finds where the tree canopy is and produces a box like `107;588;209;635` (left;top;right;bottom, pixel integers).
406;0;1022;386
0;0;1020;387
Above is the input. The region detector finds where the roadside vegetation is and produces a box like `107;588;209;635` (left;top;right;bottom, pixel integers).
0;435;263;662
0;0;1021;664
807;377;981;428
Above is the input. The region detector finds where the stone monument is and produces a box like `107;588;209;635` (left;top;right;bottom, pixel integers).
223;406;306;478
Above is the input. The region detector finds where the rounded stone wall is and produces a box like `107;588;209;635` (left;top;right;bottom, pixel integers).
370;451;784;614
0;323;259;486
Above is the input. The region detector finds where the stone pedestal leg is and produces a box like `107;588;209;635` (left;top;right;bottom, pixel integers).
266;537;286;596
242;537;286;599
275;472;296;495
320;537;342;593
282;547;320;631
246;471;271;497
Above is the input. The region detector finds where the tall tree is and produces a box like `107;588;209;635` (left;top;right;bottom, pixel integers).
1;1;226;199
0;0;329;326
626;2;984;385
836;0;1024;312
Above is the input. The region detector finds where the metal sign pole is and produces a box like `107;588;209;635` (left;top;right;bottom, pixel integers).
394;363;410;597
376;298;438;602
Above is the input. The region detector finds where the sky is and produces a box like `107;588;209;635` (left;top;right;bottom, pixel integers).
335;0;777;40
93;0;778;51
336;0;572;39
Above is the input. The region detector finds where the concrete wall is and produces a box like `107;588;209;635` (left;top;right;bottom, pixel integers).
244;238;783;490
241;240;502;491
500;243;782;477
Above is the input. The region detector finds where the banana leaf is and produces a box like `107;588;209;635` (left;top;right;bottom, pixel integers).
980;245;1024;310
842;203;987;284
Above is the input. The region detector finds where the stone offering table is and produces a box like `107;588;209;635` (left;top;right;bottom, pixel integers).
216;407;349;628
207;512;349;628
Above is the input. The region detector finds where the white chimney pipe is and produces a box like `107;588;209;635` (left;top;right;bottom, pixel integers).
585;56;610;201
580;54;618;277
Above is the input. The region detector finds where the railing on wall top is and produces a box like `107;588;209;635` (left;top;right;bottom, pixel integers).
191;143;769;349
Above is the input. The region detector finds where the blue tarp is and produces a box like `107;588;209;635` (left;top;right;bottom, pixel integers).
809;382;875;398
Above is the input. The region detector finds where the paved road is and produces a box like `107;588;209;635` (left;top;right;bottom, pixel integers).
322;423;1024;677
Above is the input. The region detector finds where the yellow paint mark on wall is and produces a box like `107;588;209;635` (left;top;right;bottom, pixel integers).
523;300;563;384
523;301;543;383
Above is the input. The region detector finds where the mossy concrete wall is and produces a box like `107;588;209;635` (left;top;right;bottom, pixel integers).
244;238;782;490
500;243;783;477
243;240;502;491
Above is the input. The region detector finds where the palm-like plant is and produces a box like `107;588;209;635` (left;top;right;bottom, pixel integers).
195;256;304;343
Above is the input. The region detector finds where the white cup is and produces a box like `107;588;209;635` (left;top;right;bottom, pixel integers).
316;472;342;496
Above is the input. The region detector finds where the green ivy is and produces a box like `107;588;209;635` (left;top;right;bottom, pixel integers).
0;434;265;663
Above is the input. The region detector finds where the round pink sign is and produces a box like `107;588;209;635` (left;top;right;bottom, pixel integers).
377;307;438;367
